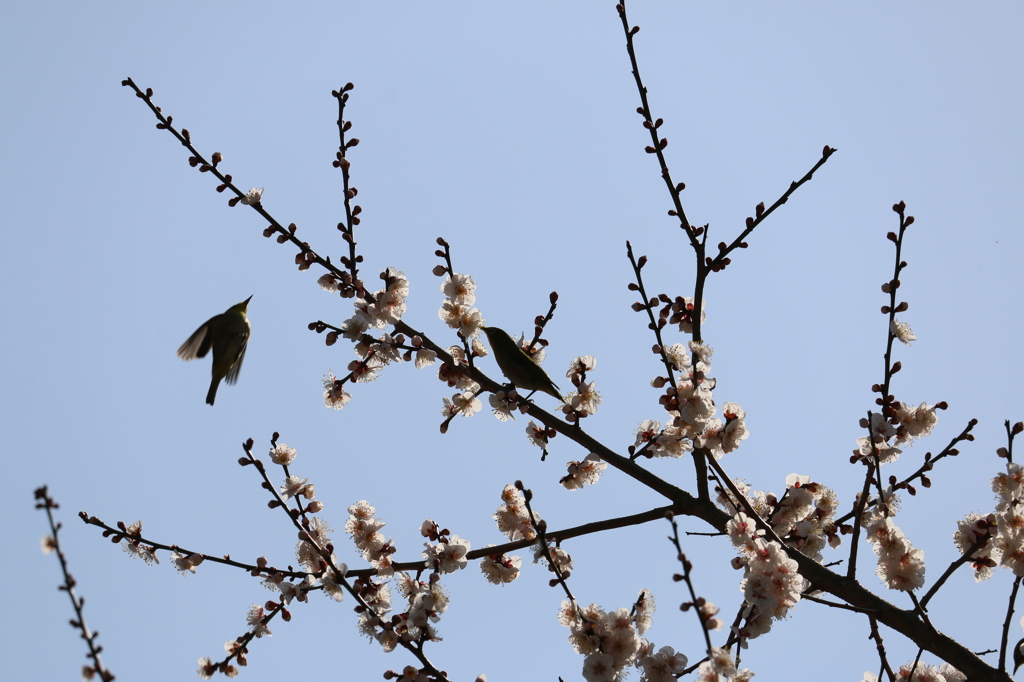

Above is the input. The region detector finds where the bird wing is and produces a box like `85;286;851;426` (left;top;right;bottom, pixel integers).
223;332;249;385
176;321;213;360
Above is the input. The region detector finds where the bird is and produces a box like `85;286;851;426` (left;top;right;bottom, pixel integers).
481;326;563;401
177;296;252;405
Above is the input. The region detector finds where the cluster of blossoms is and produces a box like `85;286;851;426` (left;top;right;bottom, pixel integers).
340;503;456;652
197;653;238;680
171;550;205;575
420;519;471;575
316;267;429;410
722;475;841;563
345;500;396;577
205;552;347;675
348;570;445;655
492;485;571;577
891;401;940;446
635;641;690;682
560;453;609;490
277;454;317;508
861;661;964;682
343;269;411;382
488;388;522;421
245;604;272;638
433;275;488;418
726;511;808;639
857;399;942;463
437;344;480;391
955;462;1024;580
479;547;522;585
442;389;483;419
438;273;484;338
633;418;693;459
382;572;450;651
675;342;717;437
263;445;340;594
322;370;353;410
533;541;574;577
991;462;1024;575
720;471;856;598
851;410;934;592
692;647;754;682
279;474;315;504
331;266;410;350
294;515;344;591
633;401;745;461
953;512;999;581
861;506;926;592
193;441;355;678
633;340;749;462
773;477;840;561
493;485;537;542
351;573;395;647
669;296;706;335
255;556;322;608
344;266;410;331
198;620;263;678
387;665;432;682
559;591;690;682
856;412;905;464
119;521;159;565
560;355;602;419
695;401;749;459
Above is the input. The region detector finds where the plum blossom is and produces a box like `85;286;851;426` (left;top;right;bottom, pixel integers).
662;343;692;372
891;318;917;345
366;267;409;327
893;401;939;444
438;299;484;338
954;513;998;581
864;513;926;591
441;273;476;305
670;296;706;334
559;599;652;681
423;534;471;574
493;484;537;541
246;604;272;638
172;551;204;575
562;380;602;417
323;371;352;410
737;540;807;638
279;475;314;501
489;390;516;421
636;641;688;682
270;443;297;466
560;453;608;490
480;549;522;585
239;187;264;205
442;391;482;418
317;274;339;292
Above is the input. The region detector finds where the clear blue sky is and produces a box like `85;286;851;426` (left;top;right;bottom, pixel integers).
2;2;1022;680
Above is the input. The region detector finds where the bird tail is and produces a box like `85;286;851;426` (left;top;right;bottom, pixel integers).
206;379;219;406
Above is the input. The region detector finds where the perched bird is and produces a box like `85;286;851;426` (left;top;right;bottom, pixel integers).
177;296;252;405
481;326;563;401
